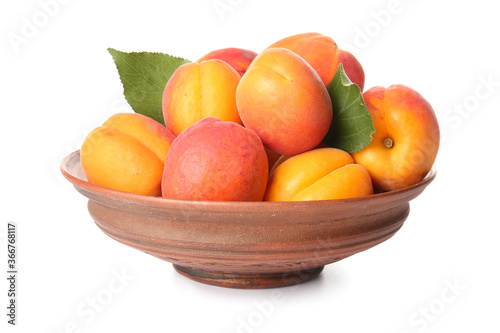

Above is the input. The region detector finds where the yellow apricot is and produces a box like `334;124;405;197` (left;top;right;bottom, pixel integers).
291;164;373;201
102;113;173;162
264;148;373;201
80;113;175;196
162;59;242;136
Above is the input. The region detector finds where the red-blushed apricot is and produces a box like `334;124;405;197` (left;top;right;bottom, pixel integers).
352;85;440;191
336;49;365;91
162;59;242;136
266;32;365;90
264;148;373;202
80;113;175;196
197;47;258;76
236;47;333;156
161;117;268;201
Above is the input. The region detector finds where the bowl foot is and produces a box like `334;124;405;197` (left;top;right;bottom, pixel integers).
173;265;324;289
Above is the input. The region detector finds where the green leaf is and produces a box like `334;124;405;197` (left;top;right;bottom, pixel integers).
108;48;191;125
323;64;375;153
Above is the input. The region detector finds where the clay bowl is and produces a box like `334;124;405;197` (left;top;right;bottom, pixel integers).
61;150;436;289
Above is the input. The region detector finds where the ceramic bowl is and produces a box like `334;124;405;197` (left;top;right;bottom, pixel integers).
61;150;436;289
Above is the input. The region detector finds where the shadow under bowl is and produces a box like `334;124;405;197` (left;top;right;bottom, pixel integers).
61;150;436;289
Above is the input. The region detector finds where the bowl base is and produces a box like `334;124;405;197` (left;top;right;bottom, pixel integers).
173;265;324;289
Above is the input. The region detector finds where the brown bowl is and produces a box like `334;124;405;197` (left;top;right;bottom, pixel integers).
61;150;436;289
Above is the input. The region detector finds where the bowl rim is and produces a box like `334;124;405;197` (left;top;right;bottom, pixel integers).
60;150;437;210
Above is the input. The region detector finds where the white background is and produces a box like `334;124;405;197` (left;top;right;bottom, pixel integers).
1;0;499;332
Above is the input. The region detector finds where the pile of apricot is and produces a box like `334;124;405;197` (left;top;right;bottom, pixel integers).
81;32;440;201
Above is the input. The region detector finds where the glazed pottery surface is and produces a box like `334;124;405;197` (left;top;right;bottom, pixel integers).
61;150;436;289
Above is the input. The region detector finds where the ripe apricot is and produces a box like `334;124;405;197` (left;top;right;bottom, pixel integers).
352;85;440;191
268;141;329;175
162;59;242;136
264;148;373;201
236;47;333;156
161;117;268;201
80;113;175;196
266;32;365;90
197;47;258;76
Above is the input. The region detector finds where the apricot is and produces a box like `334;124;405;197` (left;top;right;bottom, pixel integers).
352;85;440;191
236;47;333;156
161;117;268;201
80;113;175;196
264;148;373;201
197;47;258;76
266;32;365;90
162;59;242;136
269;141;329;175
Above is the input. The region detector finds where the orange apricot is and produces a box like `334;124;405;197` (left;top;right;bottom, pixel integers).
264;148;373;201
266;32;365;90
80;113;175;196
236;47;333;156
352;85;440;191
162;59;242;136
